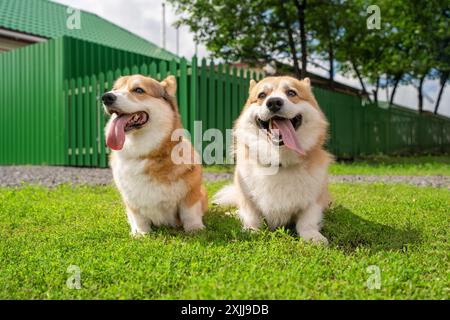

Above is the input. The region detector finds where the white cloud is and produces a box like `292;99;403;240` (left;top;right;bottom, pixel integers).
53;0;208;59
53;0;449;116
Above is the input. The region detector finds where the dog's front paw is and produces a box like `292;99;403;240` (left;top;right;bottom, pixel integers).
184;223;205;233
243;225;260;233
300;230;329;246
130;227;152;239
130;229;151;238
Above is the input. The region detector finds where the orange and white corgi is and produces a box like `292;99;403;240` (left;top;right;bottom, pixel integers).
102;75;207;236
214;76;332;244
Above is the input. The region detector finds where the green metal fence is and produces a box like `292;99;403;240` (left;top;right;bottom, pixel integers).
0;36;173;166
63;59;450;167
1;37;449;167
315;85;450;157
63;37;161;80
0;38;65;166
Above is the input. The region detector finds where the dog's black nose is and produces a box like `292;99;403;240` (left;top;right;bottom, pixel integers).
266;97;284;113
102;93;117;106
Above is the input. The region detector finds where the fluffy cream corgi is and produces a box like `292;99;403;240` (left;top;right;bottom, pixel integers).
102;75;207;236
214;76;332;244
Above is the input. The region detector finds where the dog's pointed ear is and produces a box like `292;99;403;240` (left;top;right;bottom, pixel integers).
249;79;257;93
303;77;311;86
161;75;177;96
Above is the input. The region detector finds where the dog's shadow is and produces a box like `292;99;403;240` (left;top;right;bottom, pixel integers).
152;204;421;252
150;205;258;244
321;205;422;252
201;204;422;252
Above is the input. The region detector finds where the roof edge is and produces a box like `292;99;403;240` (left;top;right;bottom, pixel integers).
48;0;178;59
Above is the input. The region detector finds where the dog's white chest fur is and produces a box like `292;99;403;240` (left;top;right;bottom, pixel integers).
239;162;326;226
111;156;188;226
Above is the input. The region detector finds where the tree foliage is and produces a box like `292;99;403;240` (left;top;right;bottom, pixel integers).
169;0;449;113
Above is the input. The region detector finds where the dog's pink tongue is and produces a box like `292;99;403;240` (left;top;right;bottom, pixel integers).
106;115;132;150
273;119;305;155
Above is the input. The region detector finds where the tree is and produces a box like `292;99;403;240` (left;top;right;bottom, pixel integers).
169;0;448;113
168;0;316;79
307;0;346;87
386;0;448;112
434;71;449;114
292;0;308;78
432;3;450;114
274;1;301;78
333;0;448;112
333;0;377;101
168;1;273;63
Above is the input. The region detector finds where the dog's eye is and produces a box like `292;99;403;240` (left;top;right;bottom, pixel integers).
286;89;297;97
258;92;267;99
134;88;145;94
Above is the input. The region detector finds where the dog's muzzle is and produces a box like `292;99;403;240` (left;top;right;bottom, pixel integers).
102;93;117;106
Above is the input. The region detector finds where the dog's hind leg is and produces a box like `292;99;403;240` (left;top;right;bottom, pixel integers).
126;206;151;237
295;203;328;245
180;183;207;232
179;200;205;232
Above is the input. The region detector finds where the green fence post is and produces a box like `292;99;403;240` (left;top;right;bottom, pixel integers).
150;62;157;79
0;56;3;163
140;63;148;76
1;54;6;163
208;60;216;131
114;68;122;81
179;58;188;129
159;60;168;80
18;49;24;163
245;69;251;98
200;58;208;125
232;66;238;121
63;79;70;166
190;56;198;141
91;74;99;167
239;68;245;108
98;72;107;168
106;71;115;160
69;78;76;166
170;59;177;79
47;44;54;164
76;77;83;166
217;63;224;135
225;64;231;130
83;76;92;166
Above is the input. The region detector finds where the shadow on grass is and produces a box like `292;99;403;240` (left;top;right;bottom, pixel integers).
322;205;422;252
148;205;259;245
148;204;421;252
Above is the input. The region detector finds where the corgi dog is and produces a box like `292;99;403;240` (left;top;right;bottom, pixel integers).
102;75;207;236
214;76;332;244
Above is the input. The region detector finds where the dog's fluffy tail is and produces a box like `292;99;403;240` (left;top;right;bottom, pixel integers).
212;184;238;206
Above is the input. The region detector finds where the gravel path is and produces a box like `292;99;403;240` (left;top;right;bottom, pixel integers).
0;166;449;189
329;175;449;188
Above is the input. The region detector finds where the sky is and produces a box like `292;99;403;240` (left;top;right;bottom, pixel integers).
53;0;449;117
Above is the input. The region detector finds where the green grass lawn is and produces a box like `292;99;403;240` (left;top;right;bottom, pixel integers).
0;181;448;299
204;155;450;176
